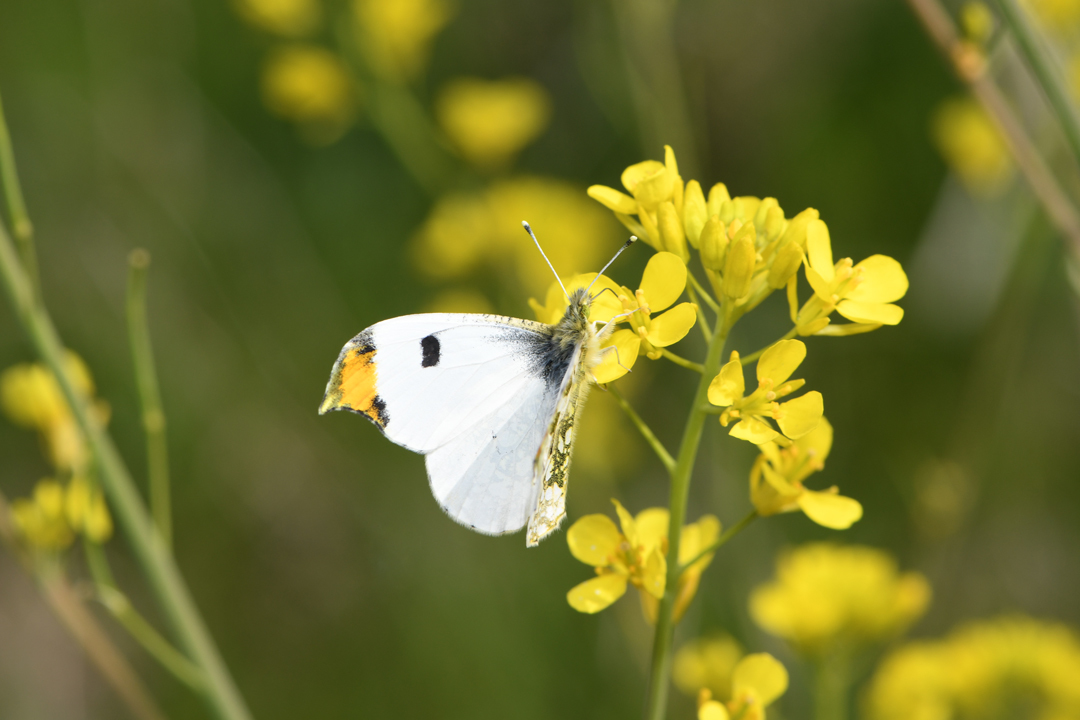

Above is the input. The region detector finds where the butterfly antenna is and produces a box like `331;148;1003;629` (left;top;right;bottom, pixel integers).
586;236;637;295
522;221;570;302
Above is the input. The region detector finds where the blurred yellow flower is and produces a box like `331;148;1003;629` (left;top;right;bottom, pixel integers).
566;500;719;622
11;480;75;551
261;45;358;145
800;218;908;333
960;2;995;43
674;635;743;700
750;543;931;656
708;340;823;445
867;615;1080;720
233;0;320;36
697;653;789;720
353;0;452;83
412;176;621;296
65;474;113;544
436;77;551;170
931;95;1012;197
1026;0;1080;30
1;352;104;472
749;418;862;529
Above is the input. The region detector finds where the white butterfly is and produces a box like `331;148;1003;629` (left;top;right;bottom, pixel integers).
320;224;634;546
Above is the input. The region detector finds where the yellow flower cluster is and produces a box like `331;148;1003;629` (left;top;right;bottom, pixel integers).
2;354;114;551
1;352;105;472
232;0;321;36
565;500;718;622
696;653;788;720
866;615;1080;720
261;45;359;145
353;0;453;83
674;635;744;700
11;476;113;550
436;77;551;170
750;543;931;656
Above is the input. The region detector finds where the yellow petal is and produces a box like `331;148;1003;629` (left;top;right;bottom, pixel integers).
593;329;640;384
679;515;721;569
699;700;730;720
847;255;908;304
791;417;833;484
730;418;780;444
776;391;823;439
621;160;666;193
640;252;688;311
567;574;628;613
814;322;882;336
642;546;668;599
804;263;834;302
587;185;639;214
836;299;904;325
612;499;638;545
647;304;697;347
796;489;863;529
634;507;670;552
733;653;789;707
756;339;806;386
722;234;756;299
567;514;622;566
565;273;623;323
806;219;834;282
708;359;745;406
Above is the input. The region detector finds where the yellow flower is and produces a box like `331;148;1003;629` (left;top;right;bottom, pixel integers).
931;95;1012;197
674;635;743;700
749;418;862;529
412;176;621;296
436;77;551;170
797;218;909;334
750;543;931;656
708;339;823;445
1026;0;1080;31
65;475;113;544
867;615;1080;720
232;0;320;36
566;501;719;622
1;352;104;472
697;653;789;720
353;0;452;83
11;480;75;551
261;45;358;145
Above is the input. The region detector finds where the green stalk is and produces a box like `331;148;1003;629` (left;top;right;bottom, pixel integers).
659;348;704;373
814;652;852;720
0;88;39;297
643;305;732;720
127;250;172;549
994;0;1080;176
607;384;676;474
0;221;252;719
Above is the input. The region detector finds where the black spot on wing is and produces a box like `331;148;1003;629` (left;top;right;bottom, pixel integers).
421;334;441;368
371;396;390;427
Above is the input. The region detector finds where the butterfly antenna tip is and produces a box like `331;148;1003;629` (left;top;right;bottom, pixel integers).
522;220;570;301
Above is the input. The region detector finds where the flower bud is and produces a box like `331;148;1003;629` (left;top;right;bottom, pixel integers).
707;183;731;218
682;180;707;248
755;197;779;228
724;234;757;298
767;241;804;289
718;199;736;223
735;196;761;224
779;207;820;249
764;206;786;243
699;216;728;271
658;201;689;262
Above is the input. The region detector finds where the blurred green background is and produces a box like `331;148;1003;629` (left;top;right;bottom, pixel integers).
1;0;1079;718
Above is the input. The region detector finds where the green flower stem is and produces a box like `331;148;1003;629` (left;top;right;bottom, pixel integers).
685;279;714;344
740;328;799;365
644;305;732;720
994;0;1080;177
0;220;252;720
0;88;39;298
814;652;853;720
607;384;675;475
659;348;704;373
687;272;720;313
677;510;758;575
127;250;172;550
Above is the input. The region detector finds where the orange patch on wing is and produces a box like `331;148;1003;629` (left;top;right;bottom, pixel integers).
321;346;386;426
